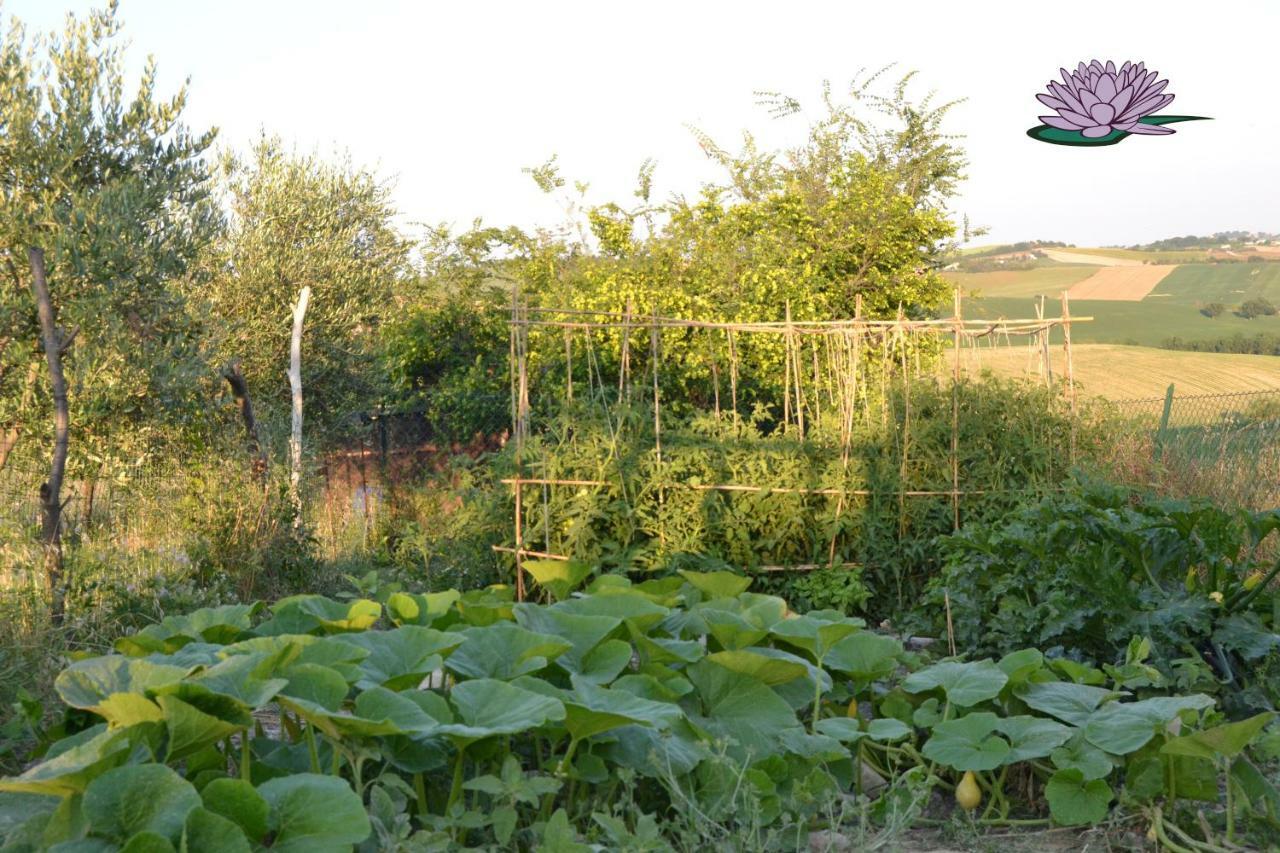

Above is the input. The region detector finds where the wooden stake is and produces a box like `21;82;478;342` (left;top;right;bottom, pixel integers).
288;285;311;531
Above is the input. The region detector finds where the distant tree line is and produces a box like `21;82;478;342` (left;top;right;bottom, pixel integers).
1128;231;1280;251
1162;332;1280;356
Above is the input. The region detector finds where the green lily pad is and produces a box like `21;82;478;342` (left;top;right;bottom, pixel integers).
1026;115;1210;147
1044;768;1113;825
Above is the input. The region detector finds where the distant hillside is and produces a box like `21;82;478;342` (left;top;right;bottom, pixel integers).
1123;231;1280;251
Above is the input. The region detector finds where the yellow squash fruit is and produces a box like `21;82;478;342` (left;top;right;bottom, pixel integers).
955;771;982;811
846;699;859;719
1244;571;1264;590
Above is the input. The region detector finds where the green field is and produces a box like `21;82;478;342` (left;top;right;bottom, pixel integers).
944;266;1095;298
1071;247;1214;263
958;262;1280;346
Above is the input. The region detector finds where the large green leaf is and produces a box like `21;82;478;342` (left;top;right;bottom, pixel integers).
82;765;200;844
1050;733;1113;781
920;712;1010;771
555;592;670;633
706;649;808;686
334;626;464;691
995;715;1072;763
560;677;683;741
677;570;751;599
1018;681;1122;726
55;657;191;720
115;604;262;656
768;613;863;662
386;590;460;627
162;653;287;709
523;559;594;601
1044;769;1112;826
445;623;572;680
257;774;370;853
1084;695;1215;756
156;694;249;761
513;605;626;683
996;649;1044;686
200;778;268;842
823;632;902;684
255;596;381;635
0;727;136;796
436;679;567;744
180;807;251;853
1162;712;1276;761
685;660;798;758
902;660;1007;708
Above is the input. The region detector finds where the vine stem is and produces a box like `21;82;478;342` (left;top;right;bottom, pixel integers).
240;732;251;781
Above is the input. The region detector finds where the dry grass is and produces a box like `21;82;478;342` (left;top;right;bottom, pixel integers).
1065;265;1178;301
951;343;1280;400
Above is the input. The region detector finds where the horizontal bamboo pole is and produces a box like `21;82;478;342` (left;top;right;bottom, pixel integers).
509;316;1091;334
492;544;863;574
502;477;998;498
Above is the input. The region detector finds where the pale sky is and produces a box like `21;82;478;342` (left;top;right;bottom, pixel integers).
8;0;1279;247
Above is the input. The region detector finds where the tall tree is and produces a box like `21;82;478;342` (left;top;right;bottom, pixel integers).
0;1;219;616
198;138;410;445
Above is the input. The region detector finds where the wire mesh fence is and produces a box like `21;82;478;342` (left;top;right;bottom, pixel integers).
1110;387;1280;510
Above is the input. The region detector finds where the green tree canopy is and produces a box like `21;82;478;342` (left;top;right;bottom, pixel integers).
197;137;411;442
0;0;220;474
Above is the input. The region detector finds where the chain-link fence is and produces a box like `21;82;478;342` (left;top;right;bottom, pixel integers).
1111;387;1280;509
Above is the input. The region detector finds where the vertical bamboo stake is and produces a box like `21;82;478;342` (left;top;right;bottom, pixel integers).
564;330;573;403
1061;292;1077;462
510;290;528;601
951;288;962;531
710;336;721;420
651;307;665;549
619;297;632;403
288;285;311;531
728;329;739;424
783;302;793;433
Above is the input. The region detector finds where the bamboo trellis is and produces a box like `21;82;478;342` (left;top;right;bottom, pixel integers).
499;292;1089;600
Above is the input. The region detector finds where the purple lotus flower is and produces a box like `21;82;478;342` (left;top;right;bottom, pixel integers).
1036;60;1175;138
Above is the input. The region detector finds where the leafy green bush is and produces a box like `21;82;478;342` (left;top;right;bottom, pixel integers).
1237;297;1278;319
2;573;1276;849
926;484;1280;714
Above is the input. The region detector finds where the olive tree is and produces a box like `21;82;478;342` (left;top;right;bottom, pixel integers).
0;1;219;617
197;138;411;447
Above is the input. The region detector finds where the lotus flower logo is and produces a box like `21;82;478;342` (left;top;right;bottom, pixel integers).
1028;60;1210;146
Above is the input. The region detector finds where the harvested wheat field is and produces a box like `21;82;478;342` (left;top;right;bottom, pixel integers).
1041;248;1143;266
953;343;1280;399
1065;264;1178;300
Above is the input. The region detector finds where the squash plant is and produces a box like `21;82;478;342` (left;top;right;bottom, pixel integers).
2;573;1277;850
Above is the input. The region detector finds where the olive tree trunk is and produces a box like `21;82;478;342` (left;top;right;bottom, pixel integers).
221;359;268;481
28;247;74;622
287;286;311;529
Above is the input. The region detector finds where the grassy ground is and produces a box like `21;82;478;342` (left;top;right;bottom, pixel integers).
953;343;1280;399
1069;247;1215;263
944;266;1095;298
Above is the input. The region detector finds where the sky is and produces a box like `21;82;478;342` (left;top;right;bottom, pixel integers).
7;0;1279;247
